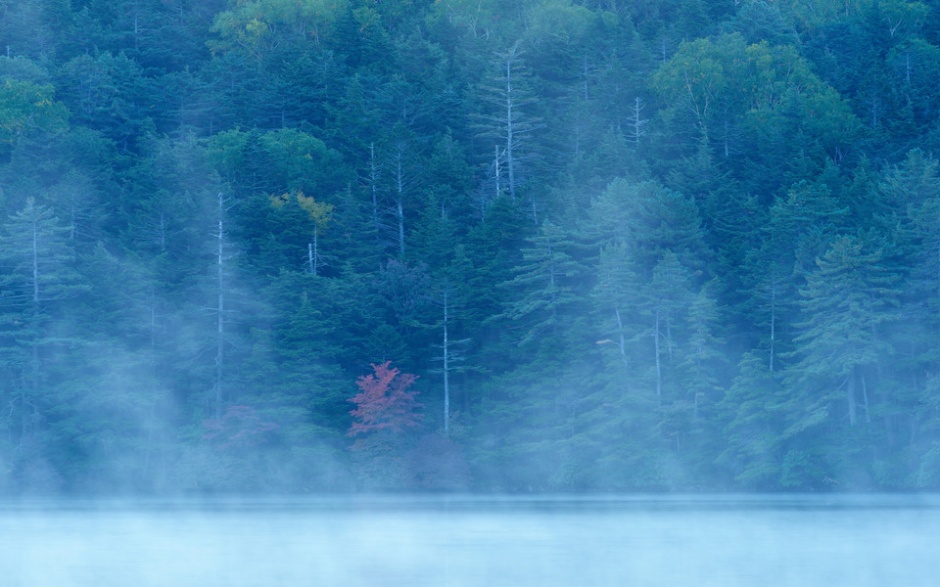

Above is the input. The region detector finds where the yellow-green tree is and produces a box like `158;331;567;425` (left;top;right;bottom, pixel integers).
0;79;68;154
270;190;335;275
210;0;348;60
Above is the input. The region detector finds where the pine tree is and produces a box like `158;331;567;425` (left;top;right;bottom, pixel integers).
644;251;693;409
743;180;850;372
789;235;900;430
0;197;84;439
592;241;643;380
679;280;725;423
716;351;787;488
500;221;588;355
263;270;350;431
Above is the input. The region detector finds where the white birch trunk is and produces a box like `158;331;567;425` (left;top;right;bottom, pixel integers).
27;212;40;437
614;308;628;368
308;224;319;276
847;369;857;427
654;308;662;407
369;143;380;231
505;55;516;203
215;193;225;419
495;144;502;200
395;150;406;256
861;373;871;425
443;290;450;435
769;276;777;372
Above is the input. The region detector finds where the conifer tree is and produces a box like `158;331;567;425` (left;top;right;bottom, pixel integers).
644;251;693;409
500;221;587;355
592;241;643;378
716;351;787;488
744;180;850;372
0;197;83;439
679;280;725;423
789;235;900;429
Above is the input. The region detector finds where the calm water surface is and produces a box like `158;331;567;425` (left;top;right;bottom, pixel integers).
1;494;938;586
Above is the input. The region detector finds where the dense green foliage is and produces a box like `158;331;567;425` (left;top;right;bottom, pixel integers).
0;0;939;493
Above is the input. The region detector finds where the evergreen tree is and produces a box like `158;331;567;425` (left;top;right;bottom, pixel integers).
716;350;787;488
0;197;84;442
788;235;900;434
499;221;588;357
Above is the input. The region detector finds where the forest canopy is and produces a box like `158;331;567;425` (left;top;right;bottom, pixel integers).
0;0;939;493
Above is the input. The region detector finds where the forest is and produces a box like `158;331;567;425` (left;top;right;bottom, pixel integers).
1;0;940;493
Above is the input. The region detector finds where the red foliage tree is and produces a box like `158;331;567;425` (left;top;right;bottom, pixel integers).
348;361;423;437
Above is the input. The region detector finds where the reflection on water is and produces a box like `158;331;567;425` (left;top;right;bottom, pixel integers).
1;494;938;586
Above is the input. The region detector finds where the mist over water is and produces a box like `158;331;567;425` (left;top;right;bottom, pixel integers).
5;5;940;586
2;494;938;587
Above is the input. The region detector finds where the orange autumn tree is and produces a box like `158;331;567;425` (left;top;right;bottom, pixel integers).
347;361;423;437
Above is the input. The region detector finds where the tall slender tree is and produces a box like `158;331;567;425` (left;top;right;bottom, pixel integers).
476;41;541;206
0;197;83;439
789;235;900;429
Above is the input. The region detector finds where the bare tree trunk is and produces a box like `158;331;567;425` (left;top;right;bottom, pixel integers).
614;308;628;368
654;308;662;407
144;295;159;475
133;0;140;51
215;193;225;419
505;53;516;203
626;97;648;144
443;290;450;436
905;52;911;86
935;228;940;329
769;277;777;372
369;143;380;231
494;144;502;200
395;148;406;256
26;213;40;438
860;372;871;425
847;369;857;427
665;315;674;362
31;213;38;314
308;224;319;275
723;119;730;158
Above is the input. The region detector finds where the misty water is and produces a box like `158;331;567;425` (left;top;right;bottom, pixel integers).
2;494;938;587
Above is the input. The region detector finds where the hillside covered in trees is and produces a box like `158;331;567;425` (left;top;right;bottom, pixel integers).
2;0;940;493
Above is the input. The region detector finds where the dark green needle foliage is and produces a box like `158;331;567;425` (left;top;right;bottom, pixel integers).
1;0;940;492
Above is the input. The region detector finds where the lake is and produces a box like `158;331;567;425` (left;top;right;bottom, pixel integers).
1;494;938;586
